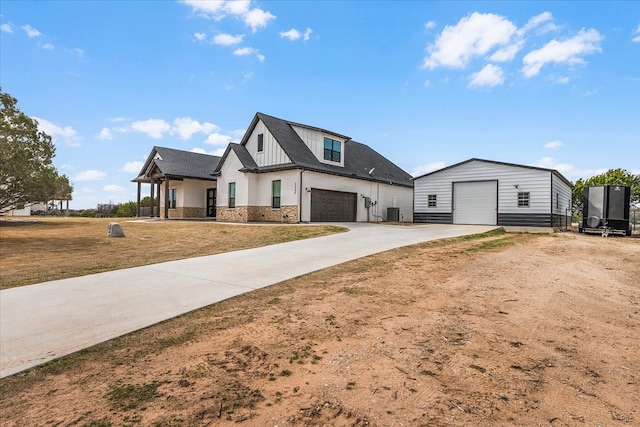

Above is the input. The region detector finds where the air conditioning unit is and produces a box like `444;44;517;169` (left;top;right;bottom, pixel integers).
579;185;631;236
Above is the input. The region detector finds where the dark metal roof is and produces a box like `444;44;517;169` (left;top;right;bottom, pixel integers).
231;112;412;187
413;158;573;187
132;146;220;182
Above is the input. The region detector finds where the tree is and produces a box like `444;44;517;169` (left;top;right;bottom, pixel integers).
116;201;137;217
0;89;64;212
572;168;640;212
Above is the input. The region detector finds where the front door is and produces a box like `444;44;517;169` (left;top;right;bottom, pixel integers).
206;188;216;218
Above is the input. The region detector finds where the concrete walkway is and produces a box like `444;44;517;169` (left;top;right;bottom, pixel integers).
0;223;497;378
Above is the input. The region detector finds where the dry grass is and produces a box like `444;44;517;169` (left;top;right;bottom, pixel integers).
3;232;637;426
0;217;344;289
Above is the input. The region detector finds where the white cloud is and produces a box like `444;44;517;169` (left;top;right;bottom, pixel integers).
179;0;225;15
425;21;436;30
489;40;524;62
582;89;597;97
194;32;206;41
109;117;129;123
74;170;106;181
180;0;275;32
192;147;226;156
223;0;250;15
172;117;218;139
72;48;85;57
522;28;603;78
244;8;275;32
303;28;313;42
552;75;570;84
518;11;554;36
280;27;313;42
120;161;144;174
1;23;13;33
130;119;171;139
32;117;79;146
411;161;446;177
22;24;42;37
41;43;55;50
423;12;517;69
468;64;504;88
213;33;244;46
534;157;607;179
230;128;246;140
102;184;127;193
544;140;563;149
204;132;233;145
632;24;640;42
280;28;301;41
98;127;113;140
233;46;264;61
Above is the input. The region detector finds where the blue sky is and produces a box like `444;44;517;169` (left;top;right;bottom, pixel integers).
1;1;639;209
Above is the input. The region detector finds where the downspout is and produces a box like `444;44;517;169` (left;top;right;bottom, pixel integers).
299;169;305;223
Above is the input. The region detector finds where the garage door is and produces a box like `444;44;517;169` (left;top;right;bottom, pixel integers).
453;181;497;225
310;189;356;222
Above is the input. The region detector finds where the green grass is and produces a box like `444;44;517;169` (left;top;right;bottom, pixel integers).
107;382;164;410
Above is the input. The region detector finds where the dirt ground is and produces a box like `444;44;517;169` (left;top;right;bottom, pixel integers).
1;231;639;426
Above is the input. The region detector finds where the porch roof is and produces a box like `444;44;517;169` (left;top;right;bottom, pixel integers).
132;146;221;183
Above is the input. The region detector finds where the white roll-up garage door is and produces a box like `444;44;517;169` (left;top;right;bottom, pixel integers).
453;181;497;225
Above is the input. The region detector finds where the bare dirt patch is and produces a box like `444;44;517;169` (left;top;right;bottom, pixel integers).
1;232;638;426
0;217;343;289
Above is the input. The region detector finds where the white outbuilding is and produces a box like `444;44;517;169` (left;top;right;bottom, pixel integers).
413;158;573;231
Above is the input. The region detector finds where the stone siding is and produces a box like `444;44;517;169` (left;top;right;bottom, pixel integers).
217;205;298;223
168;207;206;219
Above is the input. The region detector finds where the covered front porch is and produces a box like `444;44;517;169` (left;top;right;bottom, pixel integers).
132;147;221;219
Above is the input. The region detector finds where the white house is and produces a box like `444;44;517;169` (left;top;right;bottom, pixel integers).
413;158;573;230
133;112;414;223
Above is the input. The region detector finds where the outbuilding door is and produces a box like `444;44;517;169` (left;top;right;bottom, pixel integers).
453;181;497;225
310;189;357;222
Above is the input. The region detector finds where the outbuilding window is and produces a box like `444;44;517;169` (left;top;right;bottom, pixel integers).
517;192;530;207
428;194;437;208
272;180;281;209
228;182;236;209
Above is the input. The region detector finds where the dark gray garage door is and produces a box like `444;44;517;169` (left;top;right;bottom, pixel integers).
310;189;357;222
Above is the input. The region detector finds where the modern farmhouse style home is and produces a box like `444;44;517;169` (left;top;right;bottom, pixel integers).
413;158;572;230
133;113;413;223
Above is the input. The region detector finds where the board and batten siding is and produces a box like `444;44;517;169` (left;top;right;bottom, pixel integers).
291;125;346;168
246;120;291;167
414;160;556;226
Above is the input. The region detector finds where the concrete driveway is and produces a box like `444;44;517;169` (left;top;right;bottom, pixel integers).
0;223;497;378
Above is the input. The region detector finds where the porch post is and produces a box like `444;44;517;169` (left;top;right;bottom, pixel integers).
150;179;155;218
136;182;141;217
164;178;170;219
156;181;161;217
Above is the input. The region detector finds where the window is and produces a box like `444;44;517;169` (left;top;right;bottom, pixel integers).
323;137;341;162
169;188;177;209
556;193;559;209
257;133;264;152
228;182;236;209
272;180;281;209
428;194;437;208
518;191;530;207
